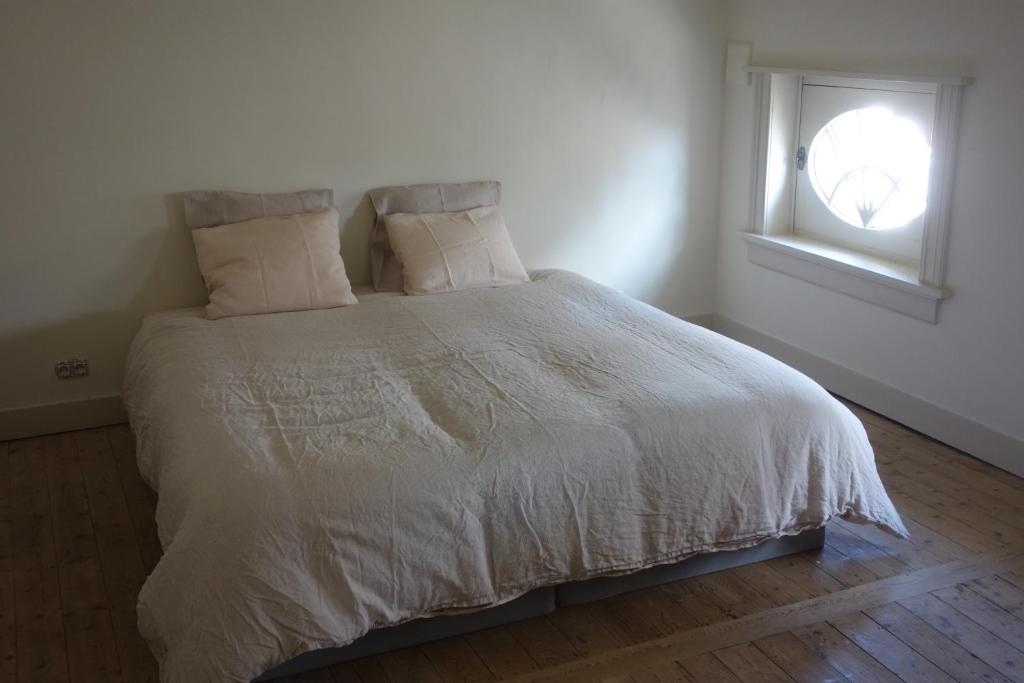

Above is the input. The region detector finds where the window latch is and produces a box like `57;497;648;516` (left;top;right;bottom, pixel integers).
796;145;807;171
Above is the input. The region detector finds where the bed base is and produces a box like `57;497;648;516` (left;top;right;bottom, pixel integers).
257;527;826;680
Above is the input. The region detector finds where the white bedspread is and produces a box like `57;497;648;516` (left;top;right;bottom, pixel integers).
124;270;906;682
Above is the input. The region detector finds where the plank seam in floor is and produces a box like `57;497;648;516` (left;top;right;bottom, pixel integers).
504;550;1024;682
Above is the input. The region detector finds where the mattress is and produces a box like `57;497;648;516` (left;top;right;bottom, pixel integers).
123;269;906;682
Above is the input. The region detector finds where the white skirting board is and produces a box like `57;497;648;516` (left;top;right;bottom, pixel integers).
0;394;127;442
713;315;1024;478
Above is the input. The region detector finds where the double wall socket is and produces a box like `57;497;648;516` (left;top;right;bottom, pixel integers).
55;358;89;380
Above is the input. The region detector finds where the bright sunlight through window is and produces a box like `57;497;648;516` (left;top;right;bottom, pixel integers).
808;107;932;230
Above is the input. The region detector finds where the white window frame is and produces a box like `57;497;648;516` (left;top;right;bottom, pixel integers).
741;63;970;324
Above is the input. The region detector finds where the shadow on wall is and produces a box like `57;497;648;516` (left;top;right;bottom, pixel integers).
0;189;378;411
336;193;375;287
0;200;201;409
0;310;138;406
493;1;716;318
539;129;691;311
0;208;203;409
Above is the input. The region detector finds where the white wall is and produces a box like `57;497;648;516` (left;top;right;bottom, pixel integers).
0;0;726;413
717;1;1024;443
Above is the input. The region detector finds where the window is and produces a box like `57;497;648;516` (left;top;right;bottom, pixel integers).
740;64;969;323
795;81;935;265
807;107;931;232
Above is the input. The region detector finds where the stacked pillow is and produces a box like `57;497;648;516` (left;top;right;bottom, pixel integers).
382;205;529;296
187;182;529;319
187;190;358;320
369;182;529;296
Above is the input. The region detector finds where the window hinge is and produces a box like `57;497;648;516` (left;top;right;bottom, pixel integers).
796;145;807;171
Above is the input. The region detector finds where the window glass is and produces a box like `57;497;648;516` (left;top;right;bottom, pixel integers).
808;107;931;230
793;85;935;264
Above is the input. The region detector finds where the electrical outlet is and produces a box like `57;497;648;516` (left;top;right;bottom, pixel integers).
54;358;89;380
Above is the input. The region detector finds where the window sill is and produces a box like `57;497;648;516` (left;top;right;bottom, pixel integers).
741;233;949;323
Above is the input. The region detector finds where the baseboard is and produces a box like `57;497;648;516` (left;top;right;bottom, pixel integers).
713;315;1024;478
0;395;127;441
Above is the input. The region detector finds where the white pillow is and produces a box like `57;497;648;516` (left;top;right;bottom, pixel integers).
367;181;501;292
383;205;529;296
192;207;358;319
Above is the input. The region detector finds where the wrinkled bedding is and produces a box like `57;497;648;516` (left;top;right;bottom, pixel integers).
124;269;906;682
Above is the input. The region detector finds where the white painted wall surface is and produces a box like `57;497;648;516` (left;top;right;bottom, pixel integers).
717;0;1024;442
0;0;726;412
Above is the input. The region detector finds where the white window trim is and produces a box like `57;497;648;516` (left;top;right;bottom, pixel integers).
742;62;969;324
741;233;946;323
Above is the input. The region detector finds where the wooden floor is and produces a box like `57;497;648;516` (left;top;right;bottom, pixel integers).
3;401;1024;682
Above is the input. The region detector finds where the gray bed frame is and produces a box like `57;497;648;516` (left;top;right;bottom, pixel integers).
257;527;826;680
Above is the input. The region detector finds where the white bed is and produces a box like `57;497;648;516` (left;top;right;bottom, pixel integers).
124;269;906;683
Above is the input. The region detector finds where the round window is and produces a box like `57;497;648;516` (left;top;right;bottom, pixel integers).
808;107;931;230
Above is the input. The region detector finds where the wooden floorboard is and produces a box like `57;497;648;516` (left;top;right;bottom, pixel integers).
506;552;1024;682
105;426;161;576
714;642;794;682
0;441;17;682
43;433;122;683
791;621;901;683
3;402;1023;682
829;611;956;683
504;616;580;669
11;437;70;683
753;630;848;682
74;430;156;683
865;601;1013;682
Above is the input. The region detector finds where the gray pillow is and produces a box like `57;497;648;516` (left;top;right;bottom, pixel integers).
182;189;334;229
367;181;501;292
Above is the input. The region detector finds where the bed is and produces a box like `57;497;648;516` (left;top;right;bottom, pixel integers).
124;269;906;682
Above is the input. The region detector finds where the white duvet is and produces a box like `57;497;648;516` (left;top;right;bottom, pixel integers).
124;270;906;682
